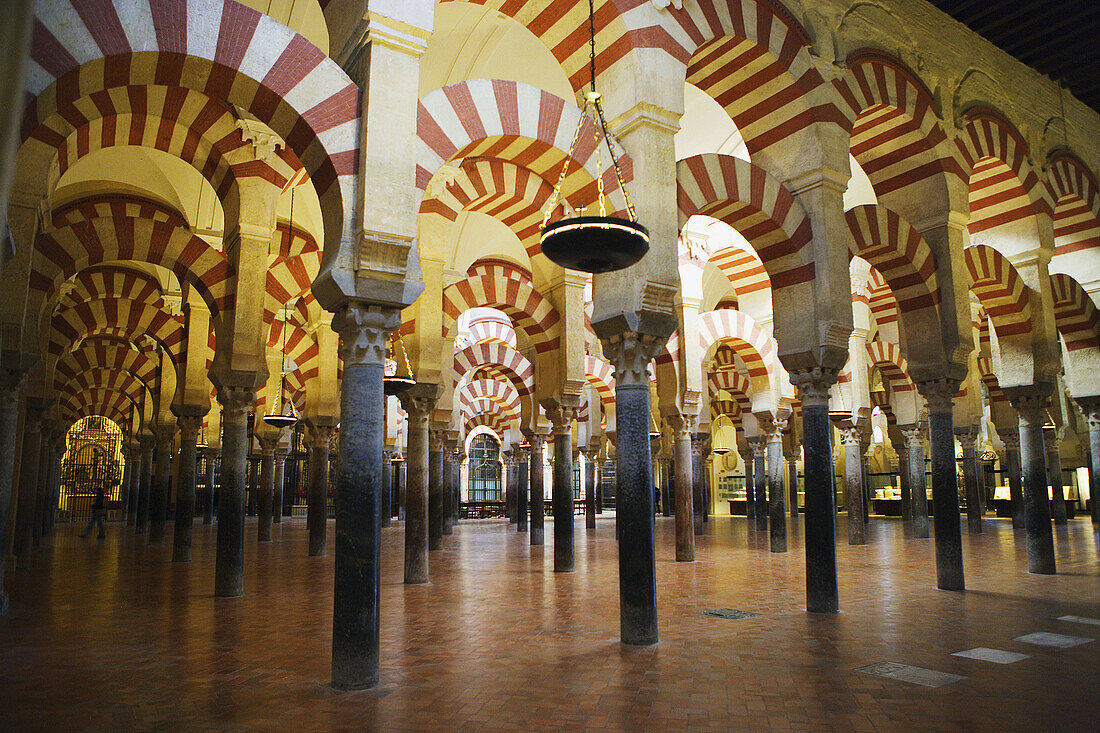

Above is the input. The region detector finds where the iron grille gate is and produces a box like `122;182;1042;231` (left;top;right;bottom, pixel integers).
468;434;501;501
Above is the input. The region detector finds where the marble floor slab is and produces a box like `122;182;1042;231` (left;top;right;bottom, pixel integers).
952;647;1030;664
1014;632;1094;649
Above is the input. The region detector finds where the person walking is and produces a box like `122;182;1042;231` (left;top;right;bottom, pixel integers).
79;487;107;540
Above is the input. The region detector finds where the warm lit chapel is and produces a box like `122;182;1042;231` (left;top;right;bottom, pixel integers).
1;0;1099;729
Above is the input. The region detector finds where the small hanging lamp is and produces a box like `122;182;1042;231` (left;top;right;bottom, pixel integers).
263;300;300;430
537;0;648;273
383;329;416;396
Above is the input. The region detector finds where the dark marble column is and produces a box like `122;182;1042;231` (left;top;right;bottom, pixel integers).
791;371;839;613
452;452;462;527
516;446;529;533
396;457;407;521
529;433;547;546
399;391;436;584
172;413;203;562
40;437;62;537
441;444;454;537
584;449;596;529
840;427;865;546
596;456;604;514
998;433;1025;529
213;387;256;597
0;370;27;614
135;435;154;534
669;416;695;562
505;451;517;523
740;449;755;524
1012;394;1056;574
32;428;54;547
602;333;661;645
959;430;983;534
13;398;46;565
305;422;335;557
547;405;578;572
894;444;912;522
202;446;217;525
148;422;175;543
1044;428;1068;525
786;452;799;518
1079;402;1100;525
273;449;287;525
329;305;396;690
919;381;965;590
767;419;787;553
255;433;278;543
121;447;134;525
660;456;673;518
691;436;706;535
902;426;929;538
751;438;768;533
428;431;444;550
380;451;392;529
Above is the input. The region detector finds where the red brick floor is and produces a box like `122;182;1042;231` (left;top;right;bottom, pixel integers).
2;512;1099;731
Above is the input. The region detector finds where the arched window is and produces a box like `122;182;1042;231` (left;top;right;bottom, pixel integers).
468;434;502;501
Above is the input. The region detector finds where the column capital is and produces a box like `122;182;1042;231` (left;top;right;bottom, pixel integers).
304;422;337;450
900;425;924;449
747;436;767;457
398;384;441;426
916;378;961;414
428;429;447;452
151;419;177;448
840;426;863;447
1007;390;1050;423
331;302;401;366
202;445;220;460
599;332;664;388
216;385;257;423
764;416;788;442
544;403;580;435
1076;396;1100;427
176;414;203;442
789;368;839;407
137;433;156;455
0;368;29;410
273;449;288;466
997;431;1020;451
666;413;696;439
256;433;281;455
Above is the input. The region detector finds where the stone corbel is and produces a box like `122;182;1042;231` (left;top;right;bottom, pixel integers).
235;118;285;163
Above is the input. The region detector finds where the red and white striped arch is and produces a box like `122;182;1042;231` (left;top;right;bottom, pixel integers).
51;195;187;230
838;50;961;198
699;309;776;381
442;260;560;353
708;368;753;414
459;379;522;420
34;216;229;318
25;0;359;267
1050;273;1100;352
58;369;148;410
964;244;1032;338
678;154;814;293
49;299;184;359
465;411;510;438
708;244;771;300
59;265;164;310
958;108;1048;234
846;204;939;315
674;0;841;156
466;314;519;350
584;355;616;407
1046;151;1100;257
866;266;899;328
416;80;624;211
55;341;159;397
421;158;561;260
59;388;136;428
865;340;914;394
453;340;535;399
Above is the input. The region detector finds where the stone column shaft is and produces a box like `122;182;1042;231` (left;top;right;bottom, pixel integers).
148;427;174;543
767;423;787;553
1045;432;1068;525
741;451;755;523
172;415;202;562
256;444;276;543
584;453;597;529
440;451;453;537
792;372;838;613
215;389;254;598
903;428;929;539
922;383;965;591
842;428;865;546
787;454;799;518
753;442;767;533
428;437;444;550
380;452;391;529
13;401;45;565
960;433;982;534
516;454;529;533
895;447;912;522
306;425;334;557
691;439;705;535
135;441;154;534
671;420;694;562
1083;408;1100;525
529;438;546;546
273;451;286;524
1015;397;1056;574
552;429;575;571
0;374;24;615
399;395;432;585
202;449;217;525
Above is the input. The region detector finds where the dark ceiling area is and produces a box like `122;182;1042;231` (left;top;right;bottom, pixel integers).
926;0;1100;114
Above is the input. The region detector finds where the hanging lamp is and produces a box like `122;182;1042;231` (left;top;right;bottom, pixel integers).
263;300;300;430
383;329;416;396
537;0;649;273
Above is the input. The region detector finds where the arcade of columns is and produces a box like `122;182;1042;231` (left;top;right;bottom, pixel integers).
1;0;1100;691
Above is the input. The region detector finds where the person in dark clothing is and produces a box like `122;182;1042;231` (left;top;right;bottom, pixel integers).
79;487;107;540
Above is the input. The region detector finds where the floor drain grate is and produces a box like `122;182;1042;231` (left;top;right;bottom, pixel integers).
702;608;760;620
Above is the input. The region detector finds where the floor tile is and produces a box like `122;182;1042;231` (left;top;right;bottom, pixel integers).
1014;632;1094;649
856;661;966;688
951;647;1030;664
1058;615;1100;627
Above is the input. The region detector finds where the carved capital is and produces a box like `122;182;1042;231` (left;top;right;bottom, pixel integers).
304;423;336;451
217;385;256;424
748;436;767;457
398;393;437;427
0;369;28;411
789;367;839;407
1008;392;1049;424
901;426;924;449
600;332;663;388
998;431;1020;451
177;414;204;443
917;378;961;414
331;303;400;366
235;118;284;162
137;434;156;455
765;417;788;442
429;429;447;452
545;404;579;435
257;434;281;455
840;426;863;447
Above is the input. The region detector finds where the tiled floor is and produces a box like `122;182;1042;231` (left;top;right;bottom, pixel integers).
3;512;1099;731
